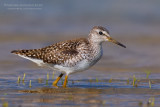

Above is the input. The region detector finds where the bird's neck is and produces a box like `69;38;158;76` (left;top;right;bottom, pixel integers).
87;35;103;62
88;34;103;47
87;34;103;55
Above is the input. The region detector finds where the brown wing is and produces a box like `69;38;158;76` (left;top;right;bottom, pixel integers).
42;48;79;64
11;38;89;65
41;38;89;64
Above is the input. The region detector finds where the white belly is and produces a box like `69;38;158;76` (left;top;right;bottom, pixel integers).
53;50;102;75
53;59;91;75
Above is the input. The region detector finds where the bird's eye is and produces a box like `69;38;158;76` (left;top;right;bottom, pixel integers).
99;31;103;35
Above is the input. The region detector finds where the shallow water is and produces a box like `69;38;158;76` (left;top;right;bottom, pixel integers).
0;36;160;106
1;78;160;107
0;0;160;107
0;27;160;107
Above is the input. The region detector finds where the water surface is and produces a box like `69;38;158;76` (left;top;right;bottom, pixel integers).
0;0;160;107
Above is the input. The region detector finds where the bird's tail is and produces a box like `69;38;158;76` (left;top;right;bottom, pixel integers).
11;50;22;55
11;49;30;55
11;49;41;59
11;49;44;66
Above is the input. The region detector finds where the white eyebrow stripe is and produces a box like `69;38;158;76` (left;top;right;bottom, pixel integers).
95;29;110;37
95;29;100;32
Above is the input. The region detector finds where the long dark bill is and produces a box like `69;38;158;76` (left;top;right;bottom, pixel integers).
108;37;126;48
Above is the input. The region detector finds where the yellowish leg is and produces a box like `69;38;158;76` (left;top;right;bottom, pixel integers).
63;75;68;88
52;73;63;87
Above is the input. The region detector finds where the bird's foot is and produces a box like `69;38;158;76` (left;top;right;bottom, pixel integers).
63;85;67;88
52;83;59;88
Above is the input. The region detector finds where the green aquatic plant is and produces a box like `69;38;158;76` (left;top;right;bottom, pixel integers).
109;78;112;83
22;73;26;82
132;75;140;87
22;82;25;86
148;97;155;107
61;79;63;84
17;76;21;83
145;70;151;79
2;102;8;107
135;80;140;87
47;73;49;80
96;78;99;82
46;80;48;85
29;80;32;88
149;80;152;88
151;97;155;107
132;75;136;87
1;98;8;107
52;71;54;79
46;73;49;85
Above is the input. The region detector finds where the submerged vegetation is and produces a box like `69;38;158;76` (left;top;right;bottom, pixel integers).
148;97;155;107
29;80;32;88
0;70;158;106
145;70;151;79
15;71;154;89
17;76;20;84
52;72;55;80
46;73;49;85
22;73;25;82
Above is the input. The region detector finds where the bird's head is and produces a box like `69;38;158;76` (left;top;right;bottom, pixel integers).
89;26;126;48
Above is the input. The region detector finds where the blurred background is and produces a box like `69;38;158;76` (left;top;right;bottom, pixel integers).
0;0;160;80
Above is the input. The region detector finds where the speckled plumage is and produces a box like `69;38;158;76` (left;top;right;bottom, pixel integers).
11;26;126;87
11;38;99;67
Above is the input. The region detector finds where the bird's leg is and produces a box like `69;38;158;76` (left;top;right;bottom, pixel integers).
63;75;68;88
52;73;64;87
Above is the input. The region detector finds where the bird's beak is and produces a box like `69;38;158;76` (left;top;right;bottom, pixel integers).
107;36;126;48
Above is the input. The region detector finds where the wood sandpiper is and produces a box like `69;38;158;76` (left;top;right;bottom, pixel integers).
11;26;126;87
